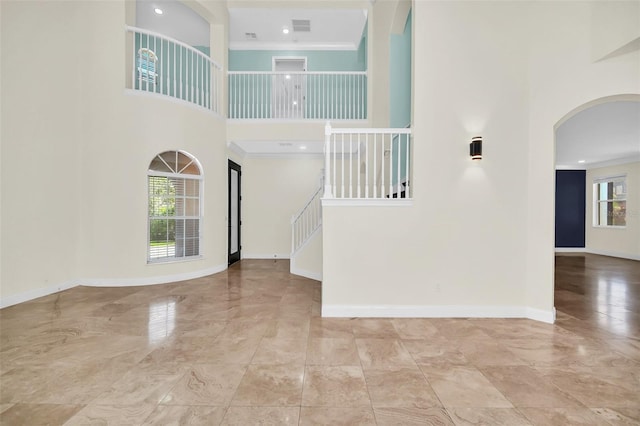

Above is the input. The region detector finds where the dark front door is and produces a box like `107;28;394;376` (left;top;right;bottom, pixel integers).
228;160;241;265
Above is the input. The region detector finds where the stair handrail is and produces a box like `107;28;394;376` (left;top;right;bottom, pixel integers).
291;175;324;255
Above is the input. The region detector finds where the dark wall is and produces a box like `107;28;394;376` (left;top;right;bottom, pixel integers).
555;170;586;248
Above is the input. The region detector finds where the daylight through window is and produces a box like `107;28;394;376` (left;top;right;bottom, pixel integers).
148;151;202;262
593;176;626;227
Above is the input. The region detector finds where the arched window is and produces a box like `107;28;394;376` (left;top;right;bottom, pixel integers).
148;151;202;262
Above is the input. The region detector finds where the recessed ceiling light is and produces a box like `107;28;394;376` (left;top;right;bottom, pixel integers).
285;74;291;80
293;101;298;106
154;8;163;15
282;27;290;34
578;160;586;163
299;145;307;150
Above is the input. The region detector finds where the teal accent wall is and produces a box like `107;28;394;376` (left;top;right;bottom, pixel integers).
228;46;368;119
390;10;411;187
228;49;366;72
357;21;368;71
390;10;411;128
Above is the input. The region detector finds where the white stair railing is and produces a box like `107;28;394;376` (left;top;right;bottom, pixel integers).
228;71;367;120
291;176;324;256
323;122;412;200
126;26;223;114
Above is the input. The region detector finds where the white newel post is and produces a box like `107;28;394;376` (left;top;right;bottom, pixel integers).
323;121;333;199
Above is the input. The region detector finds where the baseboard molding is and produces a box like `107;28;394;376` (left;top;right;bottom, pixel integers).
0;264;228;308
242;253;290;260
555;247;586;253
81;264;227;287
555;247;639;261
586;249;640;261
0;279;79;309
322;304;556;324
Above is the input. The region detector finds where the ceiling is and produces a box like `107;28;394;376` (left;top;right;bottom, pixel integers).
229;140;323;158
556;101;640;169
135;0;640;163
228;8;368;51
136;0;210;47
136;2;368;52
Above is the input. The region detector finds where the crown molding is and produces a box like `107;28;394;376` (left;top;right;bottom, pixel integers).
229;41;359;51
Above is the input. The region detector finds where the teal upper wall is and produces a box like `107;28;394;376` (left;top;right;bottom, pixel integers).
229;49;366;72
390;9;411;186
390;10;411;128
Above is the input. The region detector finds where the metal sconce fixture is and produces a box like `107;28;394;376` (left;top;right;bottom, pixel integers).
470;136;482;160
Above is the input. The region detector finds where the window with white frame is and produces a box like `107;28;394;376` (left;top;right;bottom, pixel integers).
148;151;202;262
593;175;626;227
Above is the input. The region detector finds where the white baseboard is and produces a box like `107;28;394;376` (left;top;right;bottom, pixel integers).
555;247;586;253
242;253;290;260
81;264;227;287
0;264;228;308
555;247;639;261
586;249;640;261
0;279;79;309
322;304;556;324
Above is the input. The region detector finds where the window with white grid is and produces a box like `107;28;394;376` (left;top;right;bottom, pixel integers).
593;175;626;227
148;151;202;263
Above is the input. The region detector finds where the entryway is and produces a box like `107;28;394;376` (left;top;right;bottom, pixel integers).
228;160;241;265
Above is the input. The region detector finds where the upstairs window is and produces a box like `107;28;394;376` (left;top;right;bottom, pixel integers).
148;151;202;263
137;48;158;85
593;176;626;227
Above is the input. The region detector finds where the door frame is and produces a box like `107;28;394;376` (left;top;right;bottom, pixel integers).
228;160;241;265
272;56;307;119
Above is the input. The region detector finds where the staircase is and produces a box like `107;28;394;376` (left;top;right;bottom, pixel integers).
290;176;324;281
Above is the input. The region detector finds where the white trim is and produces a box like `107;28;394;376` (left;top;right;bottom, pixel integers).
1;264;229;307
291;224;323;256
124;89;226;120
0;280;79;309
81;264;227;287
229;42;359;51
242;253;291;260
244;153;324;159
322;198;413;207
227;119;369;125
330;127;412;134
321;305;556;324
126;25;222;69
227;141;247;159
555;247;586;253
586;249;640;261
587;155;640;170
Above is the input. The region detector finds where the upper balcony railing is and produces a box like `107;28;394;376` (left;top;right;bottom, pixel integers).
323;122;412;201
125;26;223;114
228;71;367;120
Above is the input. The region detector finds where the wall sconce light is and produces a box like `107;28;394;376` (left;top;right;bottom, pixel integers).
470;136;482;160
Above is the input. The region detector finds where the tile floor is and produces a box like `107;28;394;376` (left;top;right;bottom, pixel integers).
0;255;639;425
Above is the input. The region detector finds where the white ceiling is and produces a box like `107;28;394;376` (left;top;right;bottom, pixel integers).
136;0;210;47
556;101;640;169
228;8;368;50
229;140;324;158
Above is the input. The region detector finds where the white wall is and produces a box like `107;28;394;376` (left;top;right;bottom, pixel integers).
526;1;639;312
1;0;230;305
1;1;83;302
586;162;640;260
242;157;323;258
322;0;640;322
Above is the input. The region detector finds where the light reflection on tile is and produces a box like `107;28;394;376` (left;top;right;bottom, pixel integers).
0;256;638;425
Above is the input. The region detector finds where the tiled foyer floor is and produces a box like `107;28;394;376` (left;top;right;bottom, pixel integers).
1;255;639;425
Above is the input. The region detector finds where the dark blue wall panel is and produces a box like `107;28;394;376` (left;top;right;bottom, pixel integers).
555;170;586;248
